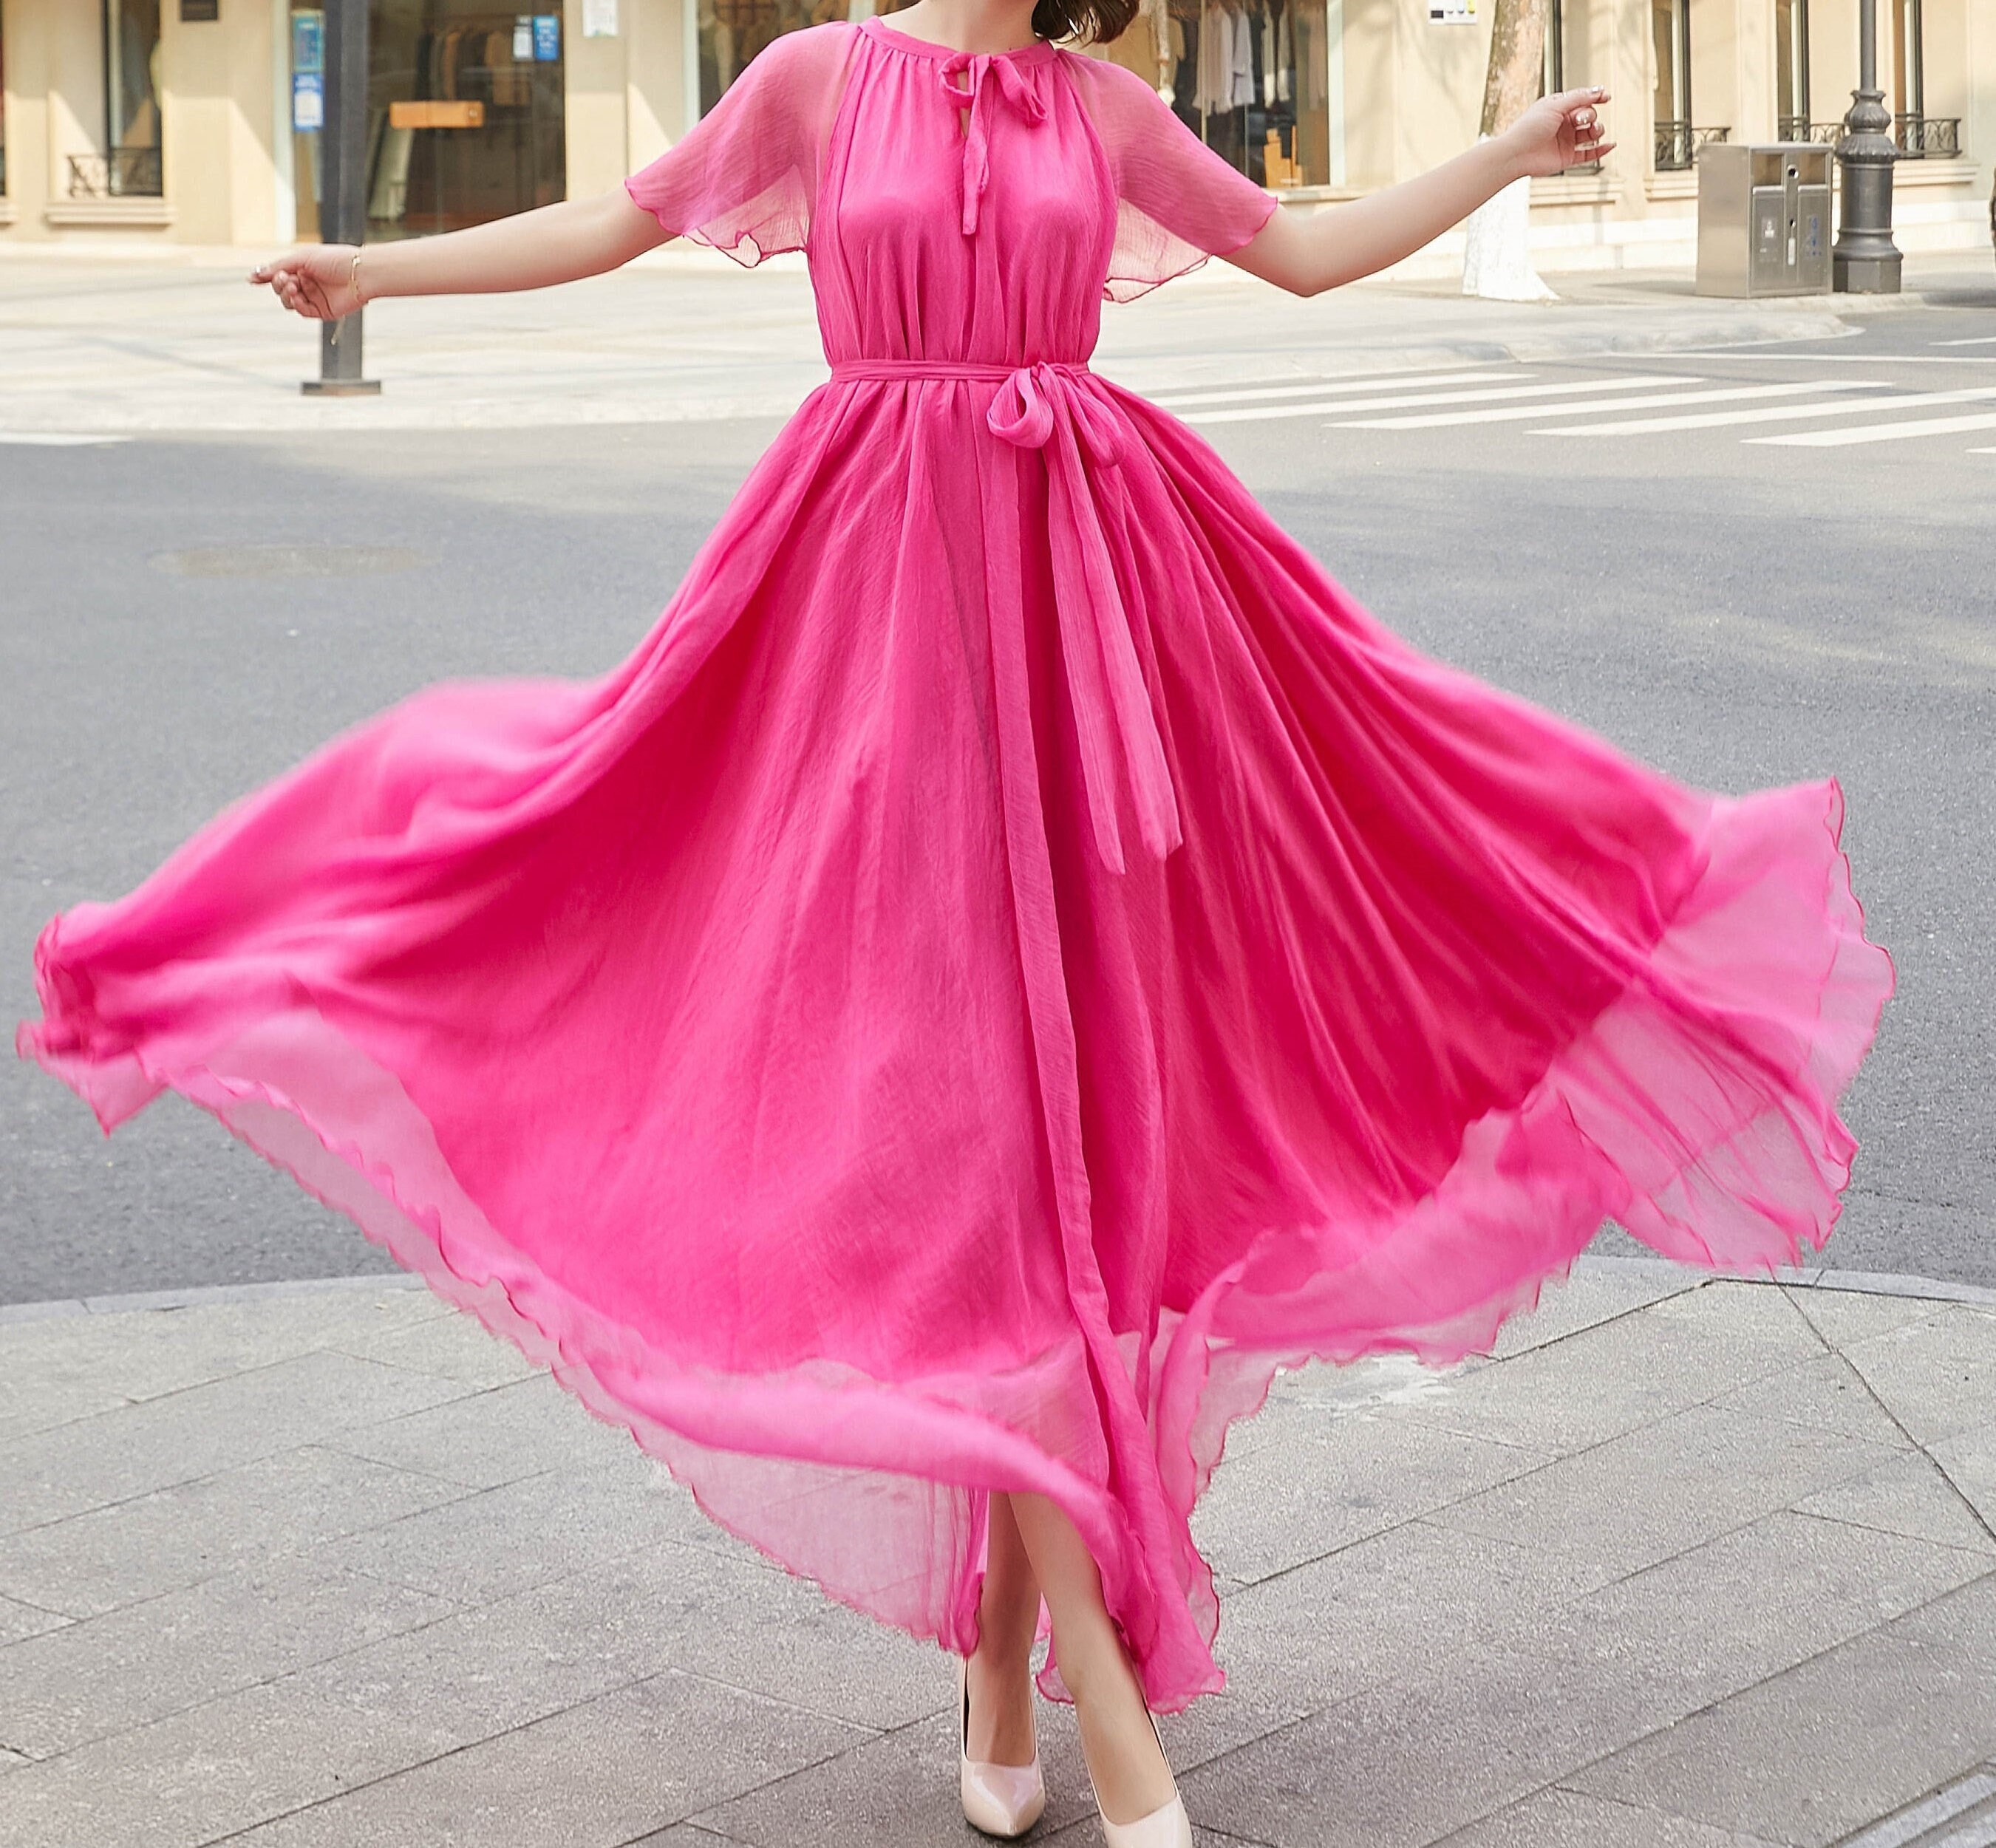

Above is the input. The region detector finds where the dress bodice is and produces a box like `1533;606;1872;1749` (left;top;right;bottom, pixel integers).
624;17;1278;370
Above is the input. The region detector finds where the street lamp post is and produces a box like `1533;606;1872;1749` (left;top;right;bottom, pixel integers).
304;0;381;395
1831;0;1902;293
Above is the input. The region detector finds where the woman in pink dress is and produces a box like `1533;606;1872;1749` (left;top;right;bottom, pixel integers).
22;1;1890;1841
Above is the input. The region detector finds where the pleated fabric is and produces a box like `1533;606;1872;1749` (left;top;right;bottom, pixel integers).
21;18;1893;1711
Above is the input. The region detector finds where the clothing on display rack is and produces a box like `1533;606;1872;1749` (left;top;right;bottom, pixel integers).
1228;1;1254;110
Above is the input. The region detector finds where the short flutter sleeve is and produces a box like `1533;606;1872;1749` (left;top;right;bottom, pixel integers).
1066;55;1280;301
623;23;859;265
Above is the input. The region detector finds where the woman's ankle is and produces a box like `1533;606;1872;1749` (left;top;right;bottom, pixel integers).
963;1640;1039;1767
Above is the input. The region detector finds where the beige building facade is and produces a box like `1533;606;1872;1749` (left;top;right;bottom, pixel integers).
0;0;1988;266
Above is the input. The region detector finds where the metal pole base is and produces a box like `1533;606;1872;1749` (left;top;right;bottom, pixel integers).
300;378;383;396
1833;252;1903;293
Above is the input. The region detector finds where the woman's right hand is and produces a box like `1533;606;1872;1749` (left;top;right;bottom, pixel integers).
248;245;364;320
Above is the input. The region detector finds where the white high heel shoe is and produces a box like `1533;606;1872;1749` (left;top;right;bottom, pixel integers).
958;1654;1046;1838
1089;1708;1193;1848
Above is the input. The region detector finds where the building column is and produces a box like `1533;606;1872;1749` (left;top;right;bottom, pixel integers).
565;0;632;198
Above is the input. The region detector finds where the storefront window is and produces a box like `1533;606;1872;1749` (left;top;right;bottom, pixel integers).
100;0;164;197
367;4;567;237
1158;0;1324;188
1775;0;1808;137
1650;0;1692;168
699;0;851;117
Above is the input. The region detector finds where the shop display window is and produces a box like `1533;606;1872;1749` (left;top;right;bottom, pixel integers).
1148;0;1327;190
366;3;567;236
699;0;862;117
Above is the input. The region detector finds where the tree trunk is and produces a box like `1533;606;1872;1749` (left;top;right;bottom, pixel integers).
1479;0;1550;138
1463;0;1556;301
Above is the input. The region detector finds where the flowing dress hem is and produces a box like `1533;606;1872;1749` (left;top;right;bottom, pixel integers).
16;770;1892;1711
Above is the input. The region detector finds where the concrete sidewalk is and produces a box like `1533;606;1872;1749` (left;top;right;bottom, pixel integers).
1;1258;1992;1847
1;245;1989;437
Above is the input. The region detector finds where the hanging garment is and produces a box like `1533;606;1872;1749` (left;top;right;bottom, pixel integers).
21;17;1891;1716
1196;4;1231;115
1228;4;1256;109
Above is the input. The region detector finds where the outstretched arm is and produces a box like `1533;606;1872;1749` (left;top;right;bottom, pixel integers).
1227;88;1614;298
248;188;669;320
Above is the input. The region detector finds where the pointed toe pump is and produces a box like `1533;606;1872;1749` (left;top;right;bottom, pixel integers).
1091;1711;1193;1848
958;1656;1046;1839
1097;1793;1193;1848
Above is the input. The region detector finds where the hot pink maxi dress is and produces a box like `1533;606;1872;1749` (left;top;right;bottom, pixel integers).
21;17;1893;1711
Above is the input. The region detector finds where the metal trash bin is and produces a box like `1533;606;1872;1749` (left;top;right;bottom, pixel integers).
1696;145;1833;296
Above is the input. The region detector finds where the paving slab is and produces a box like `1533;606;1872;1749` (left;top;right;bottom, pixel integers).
1442;1787;1784;1847
1192;1402;1549;1586
3;1266;1994;1847
1424;1402;1903;1594
0;1346;472;1532
1837;1303;1996;1447
320;1369;650;1491
1930;1420;1996;1530
1569;1573;1996;1847
226;1669;871;1848
0;1442;476;1619
0;1559;453;1759
1394;1280;1824;1457
1791;1448;1996;1556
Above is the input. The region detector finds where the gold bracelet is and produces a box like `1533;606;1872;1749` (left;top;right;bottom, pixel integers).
350;249;365;307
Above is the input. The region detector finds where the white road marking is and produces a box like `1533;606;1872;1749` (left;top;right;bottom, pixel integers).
0;432;130;446
1541;383;1996;436
1933;335;1996;347
1182;375;1706;426
1666;350;1996;364
1351;381;1881;432
1150;366;1521;409
1837;1768;1996;1848
1753;406;1996;446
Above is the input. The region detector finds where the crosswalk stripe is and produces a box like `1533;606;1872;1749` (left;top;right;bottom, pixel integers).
1752;406;1996;446
1348;381;1881;432
1151;366;1519;410
1669;350;1996;364
1539;383;1996;436
1182;375;1706;426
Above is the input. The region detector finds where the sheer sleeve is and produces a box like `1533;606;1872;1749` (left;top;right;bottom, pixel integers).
1065;54;1279;301
623;22;859;266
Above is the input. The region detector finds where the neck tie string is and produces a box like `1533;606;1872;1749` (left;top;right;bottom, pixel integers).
938;52;1048;237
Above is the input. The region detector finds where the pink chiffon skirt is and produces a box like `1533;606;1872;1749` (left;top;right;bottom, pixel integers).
19;369;1893;1711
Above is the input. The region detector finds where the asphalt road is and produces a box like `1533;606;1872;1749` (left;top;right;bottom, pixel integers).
4;301;1993;1303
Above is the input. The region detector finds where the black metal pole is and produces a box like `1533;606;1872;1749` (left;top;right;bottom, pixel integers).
304;0;381;394
1832;0;1901;293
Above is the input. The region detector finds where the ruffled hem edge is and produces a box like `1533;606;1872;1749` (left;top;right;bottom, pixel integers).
16;777;1892;1711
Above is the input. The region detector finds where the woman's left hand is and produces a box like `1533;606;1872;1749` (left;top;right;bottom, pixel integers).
1502;87;1615;179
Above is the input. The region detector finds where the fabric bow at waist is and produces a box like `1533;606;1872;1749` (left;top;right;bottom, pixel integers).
829;359;1182;874
936;50;1047;236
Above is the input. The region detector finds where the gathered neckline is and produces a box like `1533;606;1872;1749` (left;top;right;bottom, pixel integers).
858;16;1058;63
